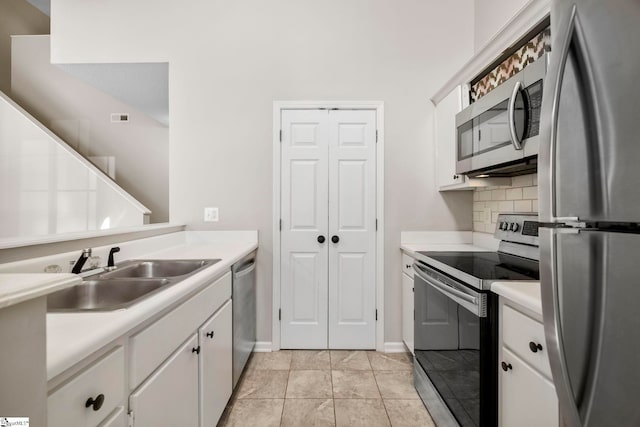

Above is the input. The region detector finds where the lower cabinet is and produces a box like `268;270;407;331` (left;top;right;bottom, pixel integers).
500;348;558;427
199;300;233;427
499;299;559;427
48;271;234;427
401;272;414;354
401;252;414;355
130;335;200;427
48;346;125;427
98;407;127;427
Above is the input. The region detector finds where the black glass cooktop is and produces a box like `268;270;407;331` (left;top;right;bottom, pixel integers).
418;251;539;281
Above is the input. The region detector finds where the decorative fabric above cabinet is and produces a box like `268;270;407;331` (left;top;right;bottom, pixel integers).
471;28;550;102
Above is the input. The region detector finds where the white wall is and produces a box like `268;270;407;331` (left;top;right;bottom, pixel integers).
0;0;49;94
474;0;530;52
11;36;169;223
51;0;475;344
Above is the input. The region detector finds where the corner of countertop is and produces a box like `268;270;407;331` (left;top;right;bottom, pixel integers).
0;273;81;309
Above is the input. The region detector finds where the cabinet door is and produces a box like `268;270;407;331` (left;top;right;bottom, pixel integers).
435;86;465;188
500;348;558;427
98;407;126;427
401;272;414;354
130;335;199;427
199;300;233;427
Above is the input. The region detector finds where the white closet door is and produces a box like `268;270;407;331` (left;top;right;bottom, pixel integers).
327;110;377;349
280;109;330;349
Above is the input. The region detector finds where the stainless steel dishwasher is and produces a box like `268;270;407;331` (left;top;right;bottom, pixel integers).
232;252;256;387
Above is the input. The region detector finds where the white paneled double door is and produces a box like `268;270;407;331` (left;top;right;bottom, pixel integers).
280;109;377;349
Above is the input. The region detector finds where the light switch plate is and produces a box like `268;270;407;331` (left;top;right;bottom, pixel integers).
204;207;219;222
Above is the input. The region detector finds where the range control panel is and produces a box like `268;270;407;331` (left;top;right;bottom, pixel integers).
494;213;539;246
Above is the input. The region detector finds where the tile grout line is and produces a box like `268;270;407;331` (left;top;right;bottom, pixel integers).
279;354;292;427
369;352;393;427
330;350;337;426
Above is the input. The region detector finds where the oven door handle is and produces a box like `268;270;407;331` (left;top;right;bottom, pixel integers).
413;262;485;317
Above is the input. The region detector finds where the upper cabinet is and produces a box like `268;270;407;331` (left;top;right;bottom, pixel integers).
435;86;465;189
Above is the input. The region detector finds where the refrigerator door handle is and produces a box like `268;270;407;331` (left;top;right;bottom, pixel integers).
547;5;578;221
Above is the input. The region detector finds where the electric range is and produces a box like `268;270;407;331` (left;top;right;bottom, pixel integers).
412;213;539;427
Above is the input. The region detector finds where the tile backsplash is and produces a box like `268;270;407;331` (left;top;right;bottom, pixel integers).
473;174;538;233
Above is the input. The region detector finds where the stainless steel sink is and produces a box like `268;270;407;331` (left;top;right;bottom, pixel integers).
47;258;221;312
47;278;172;312
99;259;219;279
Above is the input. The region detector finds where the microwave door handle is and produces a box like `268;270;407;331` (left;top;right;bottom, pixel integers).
508;80;524;150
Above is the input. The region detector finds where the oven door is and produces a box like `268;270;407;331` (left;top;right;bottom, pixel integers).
413;261;498;427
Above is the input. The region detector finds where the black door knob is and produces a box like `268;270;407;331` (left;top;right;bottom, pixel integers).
529;341;543;353
331;235;340;244
501;361;513;372
85;394;105;411
317;235;326;244
192;346;201;354
206;331;215;338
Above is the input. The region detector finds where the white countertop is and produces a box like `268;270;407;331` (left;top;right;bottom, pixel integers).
46;233;257;380
0;274;81;309
492;281;543;316
0;231;258;381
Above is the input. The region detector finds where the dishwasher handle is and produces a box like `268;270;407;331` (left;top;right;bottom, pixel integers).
234;260;256;279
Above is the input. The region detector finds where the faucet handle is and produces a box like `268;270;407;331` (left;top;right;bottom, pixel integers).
81;248;92;257
107;247;121;269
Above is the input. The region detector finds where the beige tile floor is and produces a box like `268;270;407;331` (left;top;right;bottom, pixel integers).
217;350;436;427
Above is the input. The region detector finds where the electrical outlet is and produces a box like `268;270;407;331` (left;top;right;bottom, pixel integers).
204;207;219;222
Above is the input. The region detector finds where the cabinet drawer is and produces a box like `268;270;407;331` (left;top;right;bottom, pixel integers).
502;304;551;378
130;272;231;389
48;346;125;427
500;348;558;427
402;253;414;278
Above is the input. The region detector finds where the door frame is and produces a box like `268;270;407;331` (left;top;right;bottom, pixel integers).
272;101;385;352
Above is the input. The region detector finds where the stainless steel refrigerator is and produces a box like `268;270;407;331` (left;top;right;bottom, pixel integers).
538;0;640;426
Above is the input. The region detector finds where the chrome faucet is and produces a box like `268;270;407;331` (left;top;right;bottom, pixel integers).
71;248;92;274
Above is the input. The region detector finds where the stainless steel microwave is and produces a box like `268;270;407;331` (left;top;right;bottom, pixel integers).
456;56;547;177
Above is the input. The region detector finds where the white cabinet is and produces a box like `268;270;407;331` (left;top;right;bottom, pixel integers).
98;407;127;427
48;346;125;427
499;300;559;427
401;252;414;354
48;271;235;427
199;300;233;427
129;335;199;427
435;86;465;189
401;272;414;354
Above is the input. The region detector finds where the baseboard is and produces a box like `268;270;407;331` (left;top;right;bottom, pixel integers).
253;341;273;352
383;342;408;353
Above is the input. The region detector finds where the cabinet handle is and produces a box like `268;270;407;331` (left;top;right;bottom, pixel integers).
529;341;543;353
406;264;412;269
453;174;460;180
85;394;105;411
192;346;201;354
206;331;215;339
501;361;513;372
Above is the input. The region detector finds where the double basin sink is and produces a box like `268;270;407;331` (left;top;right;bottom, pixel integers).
48;259;220;312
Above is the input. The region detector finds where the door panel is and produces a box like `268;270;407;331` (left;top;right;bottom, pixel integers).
541;228;640;426
328;110;376;349
414;275;459;350
281;109;329;349
281;108;376;350
540;0;640;223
